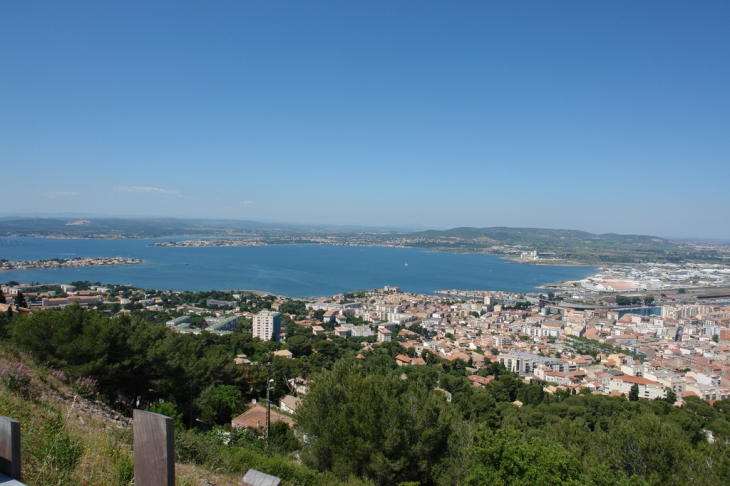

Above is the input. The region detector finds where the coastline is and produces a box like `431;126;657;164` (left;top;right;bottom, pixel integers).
0;257;144;272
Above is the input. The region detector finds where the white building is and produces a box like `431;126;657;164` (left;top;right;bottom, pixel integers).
499;351;567;375
377;327;392;342
253;310;281;341
607;375;667;400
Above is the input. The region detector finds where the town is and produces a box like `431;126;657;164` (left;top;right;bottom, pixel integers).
4;262;730;406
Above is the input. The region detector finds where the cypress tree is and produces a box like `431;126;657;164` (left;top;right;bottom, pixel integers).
628;384;640;401
15;292;27;309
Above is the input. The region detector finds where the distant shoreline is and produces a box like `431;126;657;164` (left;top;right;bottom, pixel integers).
0;256;144;272
0;234;608;268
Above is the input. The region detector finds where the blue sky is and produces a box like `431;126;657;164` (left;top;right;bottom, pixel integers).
1;1;729;237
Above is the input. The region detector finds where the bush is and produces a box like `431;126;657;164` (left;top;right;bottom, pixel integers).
149;401;185;429
73;376;100;399
0;362;31;395
37;434;83;474
114;451;134;486
175;430;222;467
50;368;68;382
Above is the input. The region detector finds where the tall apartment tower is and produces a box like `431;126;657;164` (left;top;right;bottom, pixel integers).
253;310;281;341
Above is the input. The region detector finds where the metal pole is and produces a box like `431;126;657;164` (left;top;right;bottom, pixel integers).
266;363;272;451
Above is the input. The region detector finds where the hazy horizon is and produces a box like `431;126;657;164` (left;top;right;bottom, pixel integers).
2;2;729;238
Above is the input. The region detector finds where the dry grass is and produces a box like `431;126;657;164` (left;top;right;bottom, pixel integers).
0;345;134;486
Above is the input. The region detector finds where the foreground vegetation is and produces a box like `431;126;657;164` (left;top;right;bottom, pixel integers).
1;305;730;485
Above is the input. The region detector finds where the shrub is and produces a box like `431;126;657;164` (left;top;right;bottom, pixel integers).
50;368;68;382
37;433;83;474
175;430;222;468
73;376;99;399
114;451;134;486
0;362;31;395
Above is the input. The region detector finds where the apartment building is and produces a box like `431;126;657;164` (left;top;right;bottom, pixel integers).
253;310;281;341
499;351;567;375
607;375;667;400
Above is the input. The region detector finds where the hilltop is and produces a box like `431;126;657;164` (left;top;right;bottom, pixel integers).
403;226;727;264
0;217;282;239
414;226;668;245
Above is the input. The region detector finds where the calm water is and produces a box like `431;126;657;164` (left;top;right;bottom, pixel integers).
618;307;663;317
0;238;595;297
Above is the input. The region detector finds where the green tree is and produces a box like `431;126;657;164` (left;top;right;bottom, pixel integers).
297;359;468;485
268;420;299;453
15;292;27;309
0;292;6;304
629;384;640;401
286;335;313;358
517;384;545;406
196;384;244;426
149;401;185;429
712;334;719;343
465;427;581;486
616;296;631;306
596;413;701;483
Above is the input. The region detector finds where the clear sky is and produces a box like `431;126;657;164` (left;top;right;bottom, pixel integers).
1;1;729;237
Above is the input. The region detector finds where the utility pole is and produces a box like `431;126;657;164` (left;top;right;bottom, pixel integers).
189;382;193;429
266;362;273;451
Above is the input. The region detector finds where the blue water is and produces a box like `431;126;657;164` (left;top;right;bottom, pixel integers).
618;307;663;317
0;238;595;297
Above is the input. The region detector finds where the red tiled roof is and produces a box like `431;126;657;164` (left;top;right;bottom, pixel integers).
232;405;294;429
612;375;663;387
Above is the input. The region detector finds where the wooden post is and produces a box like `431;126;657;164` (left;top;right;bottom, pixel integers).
133;410;175;486
0;416;21;480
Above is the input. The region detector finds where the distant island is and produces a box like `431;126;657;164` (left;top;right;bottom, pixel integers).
0;256;144;271
2;217;729;265
150;238;266;247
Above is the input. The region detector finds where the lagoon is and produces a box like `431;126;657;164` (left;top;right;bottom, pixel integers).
0;238;595;297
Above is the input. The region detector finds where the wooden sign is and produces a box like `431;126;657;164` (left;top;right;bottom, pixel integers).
0;416;21;481
243;469;281;486
133;410;174;486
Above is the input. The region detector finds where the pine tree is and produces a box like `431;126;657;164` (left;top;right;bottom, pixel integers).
0;292;6;304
